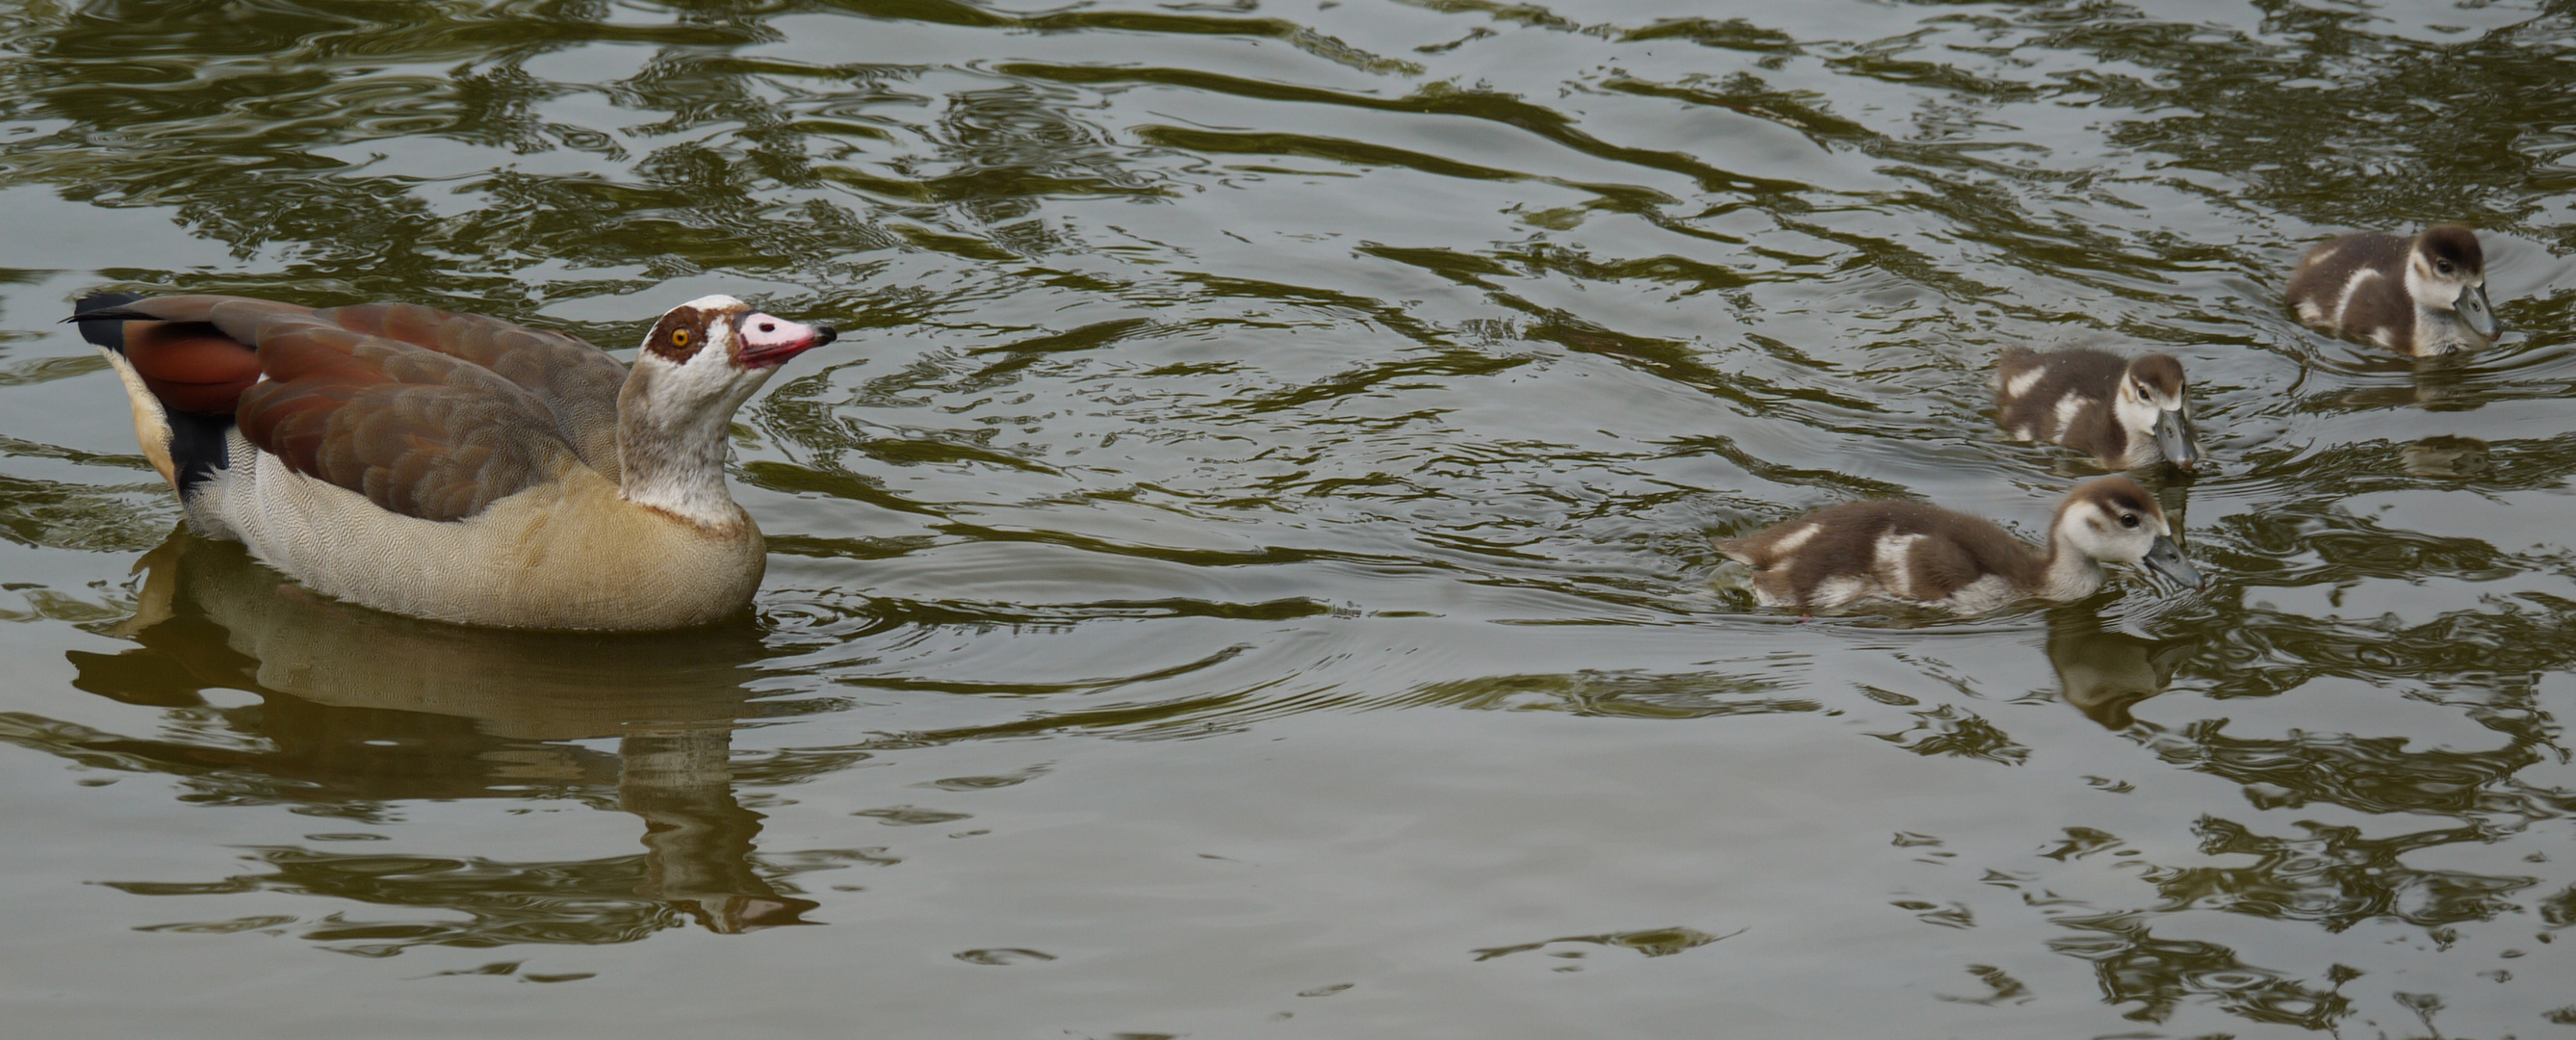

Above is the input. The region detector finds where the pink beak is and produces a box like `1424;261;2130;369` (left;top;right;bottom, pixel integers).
734;312;837;369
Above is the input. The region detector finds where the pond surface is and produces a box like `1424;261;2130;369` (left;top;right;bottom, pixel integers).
5;0;2576;1035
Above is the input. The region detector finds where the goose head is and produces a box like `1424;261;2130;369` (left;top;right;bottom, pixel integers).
2407;224;2499;341
2051;477;2200;592
2114;353;2201;470
617;295;837;528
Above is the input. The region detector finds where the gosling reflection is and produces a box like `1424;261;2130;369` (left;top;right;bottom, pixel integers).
69;529;816;933
2043;611;2195;729
2310;355;2476;410
2401;435;2489;479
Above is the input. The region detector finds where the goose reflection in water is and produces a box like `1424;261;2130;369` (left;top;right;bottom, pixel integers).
64;529;818;936
2043;610;2196;730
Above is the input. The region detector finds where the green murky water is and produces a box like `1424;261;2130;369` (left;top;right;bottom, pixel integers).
5;1;2575;1035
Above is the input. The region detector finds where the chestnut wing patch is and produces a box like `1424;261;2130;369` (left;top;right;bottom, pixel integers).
234;316;582;523
314;302;630;481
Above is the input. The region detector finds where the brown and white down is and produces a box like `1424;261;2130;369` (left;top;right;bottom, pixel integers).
1994;348;2201;471
1713;477;2202;613
2284;224;2500;356
70;293;837;631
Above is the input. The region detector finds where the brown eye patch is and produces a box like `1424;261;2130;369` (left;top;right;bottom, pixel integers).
2129;353;2186;397
2104;489;2154;516
646;306;708;362
2419;224;2484;273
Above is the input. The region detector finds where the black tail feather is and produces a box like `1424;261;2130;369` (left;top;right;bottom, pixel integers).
167;410;237;498
68;292;147;353
69;291;238;496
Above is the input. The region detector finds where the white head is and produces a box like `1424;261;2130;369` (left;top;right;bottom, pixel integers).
2051;477;2200;590
618;294;837;528
2112;353;2200;469
2404;225;2499;342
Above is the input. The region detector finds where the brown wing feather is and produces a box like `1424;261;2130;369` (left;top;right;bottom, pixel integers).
1718;500;2045;606
2285;233;2414;344
234;315;582;523
74;296;311;418
81;295;315;336
1994;348;2126;466
314;302;629;481
123;326;263;415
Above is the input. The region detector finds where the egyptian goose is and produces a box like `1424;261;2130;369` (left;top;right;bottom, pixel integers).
1713;477;2201;613
2284;224;2500;356
1993;348;2201;471
70;293;837;631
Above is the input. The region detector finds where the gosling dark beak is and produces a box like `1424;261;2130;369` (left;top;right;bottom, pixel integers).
2454;283;2500;339
2139;534;2202;594
2154;405;2202;472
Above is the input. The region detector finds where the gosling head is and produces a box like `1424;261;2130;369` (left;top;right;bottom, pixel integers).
2114;353;2200;470
2407;225;2499;342
2053;477;2201;591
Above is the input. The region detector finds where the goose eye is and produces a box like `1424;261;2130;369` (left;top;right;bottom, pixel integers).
2119;513;2141;530
673;328;692;347
2436;260;2455;275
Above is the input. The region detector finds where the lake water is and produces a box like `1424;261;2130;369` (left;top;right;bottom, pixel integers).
4;1;2575;1036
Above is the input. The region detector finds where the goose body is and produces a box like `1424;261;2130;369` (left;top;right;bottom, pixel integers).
73;293;836;631
1713;477;2200;613
1994;348;2200;471
2284;224;2499;356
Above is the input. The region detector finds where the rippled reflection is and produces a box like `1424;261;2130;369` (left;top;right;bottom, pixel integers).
2048;913;2354;1029
51;530;820;941
2400;434;2491;479
2044;610;2193;730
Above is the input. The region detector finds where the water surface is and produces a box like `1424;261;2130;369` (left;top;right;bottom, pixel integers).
4;0;2576;1036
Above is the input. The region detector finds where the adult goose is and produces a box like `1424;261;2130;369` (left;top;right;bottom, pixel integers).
2284;224;2500;356
1714;477;2201;613
1993;348;2201;471
71;293;837;631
